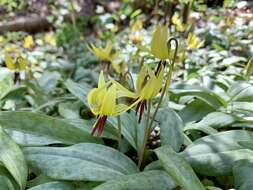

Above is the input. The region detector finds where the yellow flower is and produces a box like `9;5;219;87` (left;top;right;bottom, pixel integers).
151;25;170;60
88;41;112;62
172;15;185;32
187;33;204;50
110;64;164;122
44;33;56;46
4;53;28;71
0;36;4;43
87;71;135;135
131;20;143;33
23;35;34;49
5;44;18;53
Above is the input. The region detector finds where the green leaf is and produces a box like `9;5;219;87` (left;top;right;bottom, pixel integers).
65;79;91;106
156;108;184;152
245;57;253;80
179;99;215;123
181;130;253;176
233;159;253;190
0;111;101;145
107;111;146;155
27;182;75;190
185;112;240;131
24;143;139;182
0;127;28;190
228;82;253;102
92;170;176;190
155;146;205;190
38;71;61;93
171;84;227;109
0;165;19;190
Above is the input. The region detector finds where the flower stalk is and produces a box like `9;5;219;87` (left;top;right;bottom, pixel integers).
138;38;178;169
138;100;151;168
117;115;122;150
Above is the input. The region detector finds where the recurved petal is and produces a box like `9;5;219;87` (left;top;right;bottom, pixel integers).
98;71;106;88
109;77;137;98
152;64;164;95
136;65;147;92
151;25;169;60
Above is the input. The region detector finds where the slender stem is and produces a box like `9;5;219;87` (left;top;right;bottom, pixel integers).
149;38;178;131
138;100;151;169
117;115;122;150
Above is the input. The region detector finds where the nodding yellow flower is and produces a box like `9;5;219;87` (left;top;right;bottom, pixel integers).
129;20;144;44
187;33;204;50
134;63;164;122
87;71;135;135
44;33;56;46
4;53;28;71
88;41;113;62
151;25;170;60
172;15;185;32
110;63;164;122
23;35;34;49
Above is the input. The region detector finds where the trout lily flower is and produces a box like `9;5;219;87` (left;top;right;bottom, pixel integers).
111;64;164;122
172;15;185;32
134;64;164;122
4;53;28;71
151;25;170;60
187;33;204;50
23;35;35;50
87;71;135;135
88;41;113;62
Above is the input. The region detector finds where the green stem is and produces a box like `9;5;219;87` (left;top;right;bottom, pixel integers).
117;115;122;150
149;38;178;134
138;100;152;169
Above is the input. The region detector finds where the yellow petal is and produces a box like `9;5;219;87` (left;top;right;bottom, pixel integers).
152;64;164;96
105;41;112;56
151;25;169;60
100;84;116;116
16;56;28;70
98;71;106;88
136;65;147;92
87;86;106;115
88;42;112;61
23;35;34;49
4;53;15;70
109;77;137;98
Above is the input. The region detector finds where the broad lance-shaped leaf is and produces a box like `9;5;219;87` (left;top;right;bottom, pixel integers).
0;111;101;145
107;111;146;156
27;182;75;190
233;159;253;190
179;99;215;123
181;130;253;176
24;143;139;182
93;170;176;190
170;84;227;109
0;127;28;190
156;108;184;152
155;146;205;190
228;82;253;102
0;165;19;190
